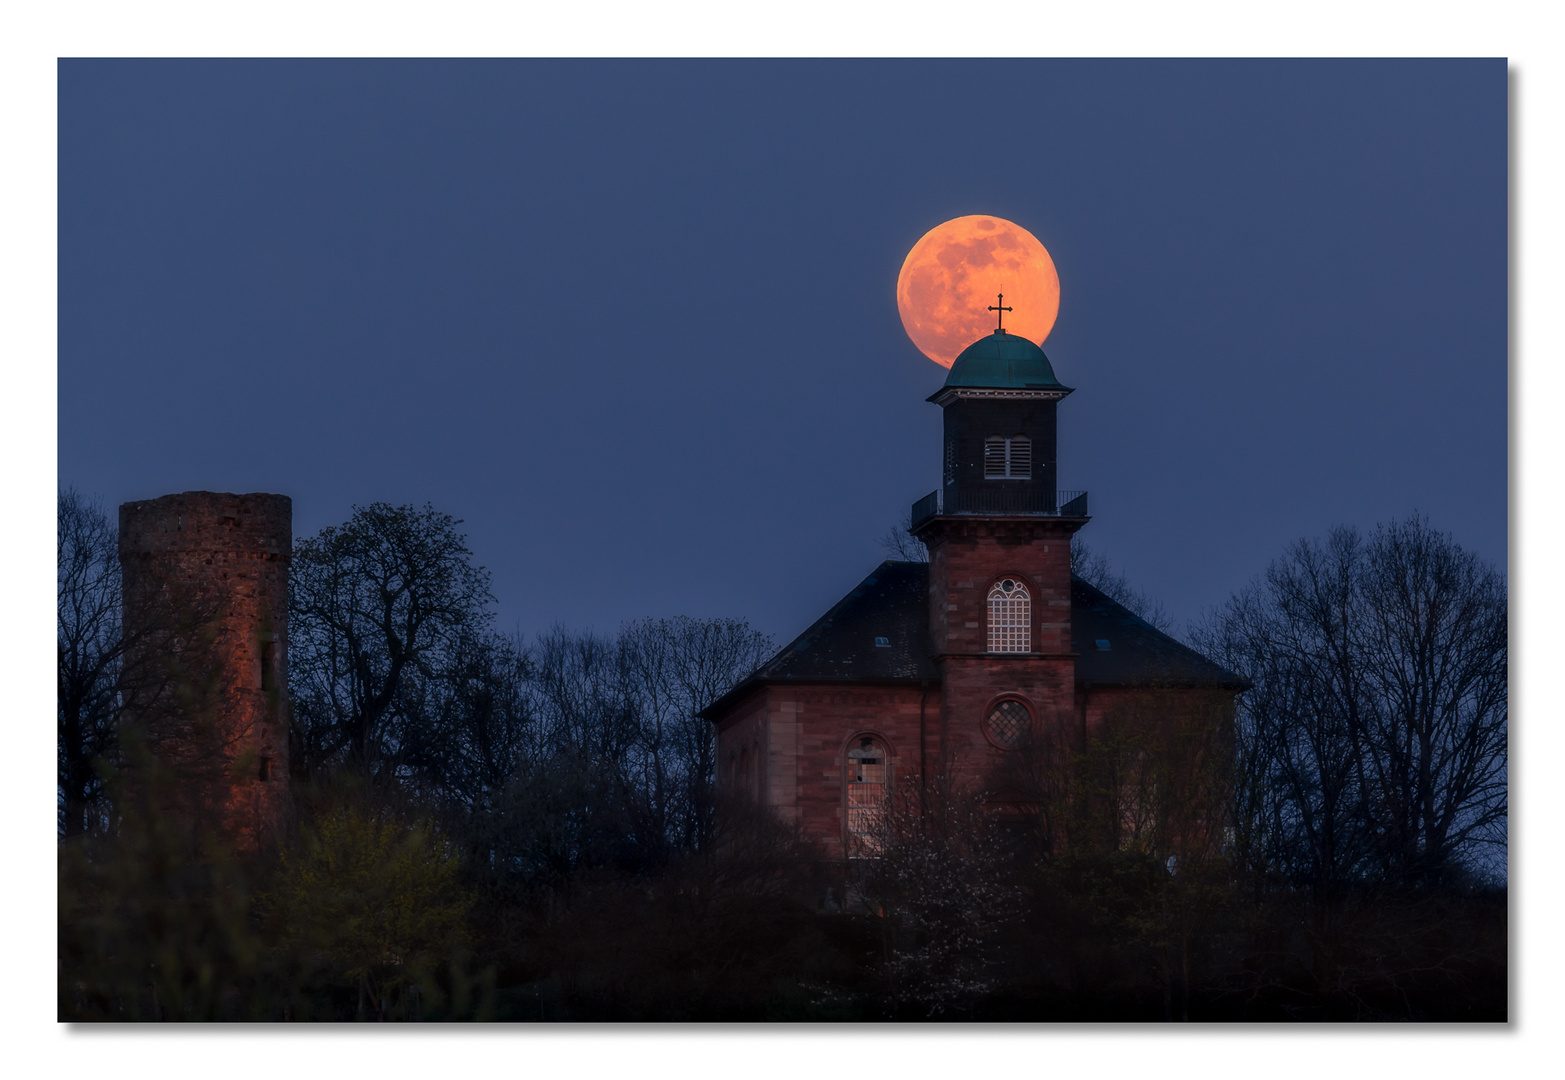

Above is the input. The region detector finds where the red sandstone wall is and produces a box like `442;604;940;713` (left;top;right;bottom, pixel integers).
924;518;1078;657
923;517;1082;793
119;491;291;849
715;679;1235;857
717;684;934;859
1075;686;1237;741
938;656;1075;789
715;690;769;804
712;516;1240;858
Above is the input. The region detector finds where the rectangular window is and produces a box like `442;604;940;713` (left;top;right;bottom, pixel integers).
984;436;1032;479
846;743;887;856
988;597;1031;651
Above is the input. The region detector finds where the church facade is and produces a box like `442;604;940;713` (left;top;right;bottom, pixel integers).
701;328;1245;857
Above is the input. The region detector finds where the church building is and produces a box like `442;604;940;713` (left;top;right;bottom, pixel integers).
701;326;1245;857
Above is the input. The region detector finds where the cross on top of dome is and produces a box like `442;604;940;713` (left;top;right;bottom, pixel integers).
987;293;1013;334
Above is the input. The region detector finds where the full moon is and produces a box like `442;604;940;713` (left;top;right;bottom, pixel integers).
896;215;1060;368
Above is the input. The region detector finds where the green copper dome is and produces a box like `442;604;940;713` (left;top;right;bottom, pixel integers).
940;330;1066;391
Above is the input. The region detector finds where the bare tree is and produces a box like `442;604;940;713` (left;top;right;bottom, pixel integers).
877;522;928;563
1355;518;1508;883
459;617;771;890
1195;536;1377;900
1070;539;1174;633
58;488;121;838
619;616;773;849
288;503;771;883
402;630;535;815
1192;515;1507;891
289;504;496;787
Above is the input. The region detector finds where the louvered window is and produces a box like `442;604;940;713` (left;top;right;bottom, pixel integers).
984;437;1008;478
983;436;1032;479
1008;437;1031;478
987;578;1032;652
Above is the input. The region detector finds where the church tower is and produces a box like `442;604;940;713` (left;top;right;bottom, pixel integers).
910;326;1088;785
701;296;1241;860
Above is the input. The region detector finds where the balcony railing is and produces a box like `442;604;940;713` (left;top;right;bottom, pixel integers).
911;488;1088;529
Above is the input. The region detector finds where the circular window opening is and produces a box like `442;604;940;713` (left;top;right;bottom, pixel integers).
985;699;1031;748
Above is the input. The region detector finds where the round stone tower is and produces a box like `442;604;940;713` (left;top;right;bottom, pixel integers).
118;491;291;849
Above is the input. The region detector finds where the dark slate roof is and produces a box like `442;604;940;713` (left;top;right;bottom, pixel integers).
1070;576;1248;689
700;561;1245;720
698;561;938;718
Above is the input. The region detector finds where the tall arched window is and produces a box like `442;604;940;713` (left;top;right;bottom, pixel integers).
988;578;1031;652
845;737;888;856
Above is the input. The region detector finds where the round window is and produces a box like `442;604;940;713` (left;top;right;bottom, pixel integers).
984;699;1031;748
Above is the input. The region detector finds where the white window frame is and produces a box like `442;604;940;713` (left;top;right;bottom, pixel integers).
845;737;888;856
987;578;1032;653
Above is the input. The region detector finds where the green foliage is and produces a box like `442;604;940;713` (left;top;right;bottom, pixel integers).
58;800;264;1020
264;804;474;1020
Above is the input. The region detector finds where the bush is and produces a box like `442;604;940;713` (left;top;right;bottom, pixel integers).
264;802;474;1020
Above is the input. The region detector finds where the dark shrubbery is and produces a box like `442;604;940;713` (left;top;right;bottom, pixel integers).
58;503;1506;1020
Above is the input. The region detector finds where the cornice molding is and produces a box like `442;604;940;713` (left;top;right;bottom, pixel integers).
930;386;1073;406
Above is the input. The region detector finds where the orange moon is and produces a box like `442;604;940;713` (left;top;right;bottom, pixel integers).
896;215;1060;368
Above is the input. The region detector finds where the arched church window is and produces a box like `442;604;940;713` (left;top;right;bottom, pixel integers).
845;737;888;856
987;578;1031;652
984;699;1032;749
983;436;1032;479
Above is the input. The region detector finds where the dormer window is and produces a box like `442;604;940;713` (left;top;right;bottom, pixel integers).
983;436;1032;479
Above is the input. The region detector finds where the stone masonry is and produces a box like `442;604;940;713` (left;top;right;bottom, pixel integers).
118;491;291;849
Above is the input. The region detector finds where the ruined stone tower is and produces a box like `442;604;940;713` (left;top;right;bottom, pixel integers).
118;491;291;849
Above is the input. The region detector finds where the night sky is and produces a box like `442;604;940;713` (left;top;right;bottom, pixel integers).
58;60;1507;647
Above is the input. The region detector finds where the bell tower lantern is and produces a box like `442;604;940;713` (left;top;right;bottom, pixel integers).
927;327;1079;517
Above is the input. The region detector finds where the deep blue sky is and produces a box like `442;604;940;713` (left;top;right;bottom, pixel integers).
58;60;1506;646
